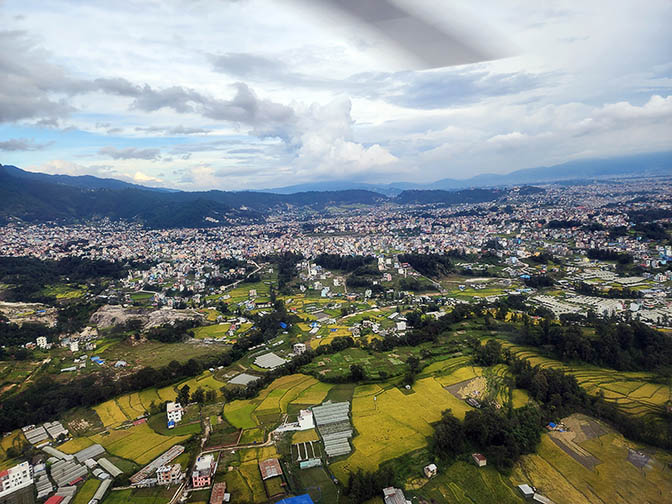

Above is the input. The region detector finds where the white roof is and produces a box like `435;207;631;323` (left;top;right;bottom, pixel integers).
167;402;182;412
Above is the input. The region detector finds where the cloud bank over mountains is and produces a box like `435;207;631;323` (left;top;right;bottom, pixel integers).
0;0;670;189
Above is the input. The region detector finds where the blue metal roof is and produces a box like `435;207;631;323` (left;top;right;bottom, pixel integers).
276;495;315;504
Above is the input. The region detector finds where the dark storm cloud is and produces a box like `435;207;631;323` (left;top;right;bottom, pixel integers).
98;146;161;160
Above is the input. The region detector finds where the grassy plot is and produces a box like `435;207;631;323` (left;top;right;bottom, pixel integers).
223;374;317;429
411;461;524;503
102;486;175;504
192;324;231;339
72;479;101;504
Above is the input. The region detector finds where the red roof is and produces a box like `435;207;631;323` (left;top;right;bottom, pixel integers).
258;458;282;480
45;497;64;504
68;476;84;486
0;469;8;478
472;453;486;461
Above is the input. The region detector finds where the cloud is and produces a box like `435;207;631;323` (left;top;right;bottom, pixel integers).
98;146;161;160
0;138;50;151
0;30;77;122
135;125;209;135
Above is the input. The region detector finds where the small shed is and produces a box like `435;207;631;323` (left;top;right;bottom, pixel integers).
518;484;535;499
423;463;437;478
472;453;487;467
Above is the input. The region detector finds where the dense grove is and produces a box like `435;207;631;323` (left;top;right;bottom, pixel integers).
516;317;672;371
314;254;374;272
575;281;641;299
397;253;456;278
0;256;127;302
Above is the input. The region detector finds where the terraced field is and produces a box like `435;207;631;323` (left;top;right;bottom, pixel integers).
511;416;672;504
89;422;190;465
504;343;670;416
223;374;320;429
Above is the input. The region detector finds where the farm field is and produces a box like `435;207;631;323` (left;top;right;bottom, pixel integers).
330;375;476;482
99;339;217;370
223;374;320;429
510;414;672;504
0;430;26;470
87;422;190;465
504;343;670;416
101;486;175;504
192;324;230;339
72;479;100;504
410;461;524;503
176;371;227;398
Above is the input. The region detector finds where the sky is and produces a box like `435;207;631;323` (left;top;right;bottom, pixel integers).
0;0;670;191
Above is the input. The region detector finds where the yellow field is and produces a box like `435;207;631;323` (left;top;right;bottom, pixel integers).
94;399;129;427
157;385;177;402
177;372;226;397
0;430;26;470
292;429;320;443
331;377;474;481
238;461;268;503
138;388;162;411
58;437;94;454
511;430;672;504
89;423;190;465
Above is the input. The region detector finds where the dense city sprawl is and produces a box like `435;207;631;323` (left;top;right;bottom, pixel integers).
1;178;672;504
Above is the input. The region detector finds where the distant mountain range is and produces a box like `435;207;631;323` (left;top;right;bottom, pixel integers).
0;150;668;228
263;151;672;195
0;164;510;228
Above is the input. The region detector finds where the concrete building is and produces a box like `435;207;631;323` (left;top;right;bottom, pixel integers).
36;337;48;349
0;462;34;504
293;343;307;355
383;486;411;504
192;455;215;488
423;463;437;478
156;464;182;486
166;402;183;428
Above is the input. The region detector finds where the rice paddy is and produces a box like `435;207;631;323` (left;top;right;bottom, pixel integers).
223;374;321;429
504;343;671;417
511;417;672;504
89;422;190;465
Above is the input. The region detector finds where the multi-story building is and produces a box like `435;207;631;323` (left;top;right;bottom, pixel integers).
156;464;182;486
191;455;215;488
0;462;35;504
166;402;183;428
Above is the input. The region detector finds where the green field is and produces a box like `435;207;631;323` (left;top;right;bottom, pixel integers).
223;374;320;429
88;422;190;465
73;479;101;504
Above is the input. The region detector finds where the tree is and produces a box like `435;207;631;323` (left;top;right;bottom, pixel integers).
349;364;365;381
177;384;190;405
192;387;205;404
433;410;465;459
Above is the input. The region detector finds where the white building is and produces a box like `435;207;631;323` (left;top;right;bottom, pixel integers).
293;343;307;355
396;321;407;331
298;410;314;430
36;336;48;349
0;461;33;499
69;341;79;353
166;402;184;428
